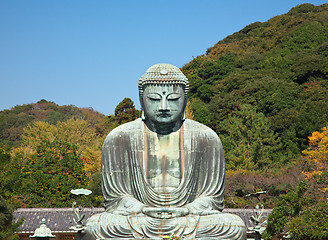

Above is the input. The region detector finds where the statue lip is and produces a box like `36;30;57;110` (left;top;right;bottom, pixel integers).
157;113;171;117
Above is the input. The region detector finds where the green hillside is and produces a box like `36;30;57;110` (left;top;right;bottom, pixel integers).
0;99;105;148
182;3;328;170
181;5;328;238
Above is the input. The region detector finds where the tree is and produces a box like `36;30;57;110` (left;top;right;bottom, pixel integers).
263;171;328;240
262;181;309;240
14;117;103;174
20;141;87;207
219;104;283;171
20;121;56;150
0;195;22;240
189;98;212;127
184;100;194;120
302;124;328;179
263;125;328;240
295;81;328;150
288;201;328;240
182;4;328;174
114;98;140;125
0;148;24;208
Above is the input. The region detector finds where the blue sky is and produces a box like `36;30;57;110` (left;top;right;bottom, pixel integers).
0;0;327;115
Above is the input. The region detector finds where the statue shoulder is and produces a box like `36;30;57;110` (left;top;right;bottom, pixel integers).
104;118;143;142
184;119;221;141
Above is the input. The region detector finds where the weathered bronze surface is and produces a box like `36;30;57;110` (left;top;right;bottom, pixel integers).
84;64;247;239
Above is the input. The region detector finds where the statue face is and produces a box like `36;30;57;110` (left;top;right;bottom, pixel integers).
142;84;185;124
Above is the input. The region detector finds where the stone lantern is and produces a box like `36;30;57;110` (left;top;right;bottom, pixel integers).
29;218;55;240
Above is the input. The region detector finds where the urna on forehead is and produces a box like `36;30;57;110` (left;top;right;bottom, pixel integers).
138;63;189;95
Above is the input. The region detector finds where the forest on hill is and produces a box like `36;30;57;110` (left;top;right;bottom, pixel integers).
181;4;328;239
0;97;140;238
182;3;328;165
1;3;328;239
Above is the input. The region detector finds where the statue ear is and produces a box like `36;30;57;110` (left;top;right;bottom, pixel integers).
140;100;145;121
139;92;144;109
181;96;188;120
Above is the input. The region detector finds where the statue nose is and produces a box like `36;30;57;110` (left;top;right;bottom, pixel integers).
159;98;169;111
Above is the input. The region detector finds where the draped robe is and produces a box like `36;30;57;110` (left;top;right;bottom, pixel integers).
85;118;246;239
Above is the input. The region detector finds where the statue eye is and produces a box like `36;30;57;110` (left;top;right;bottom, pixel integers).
167;93;181;100
147;94;161;100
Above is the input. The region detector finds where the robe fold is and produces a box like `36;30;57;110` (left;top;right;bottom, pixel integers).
85;118;246;239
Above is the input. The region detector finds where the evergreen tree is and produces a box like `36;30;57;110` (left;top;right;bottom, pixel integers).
114;98;140;125
219;104;283;171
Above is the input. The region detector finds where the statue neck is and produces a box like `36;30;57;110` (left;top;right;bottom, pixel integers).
144;118;183;134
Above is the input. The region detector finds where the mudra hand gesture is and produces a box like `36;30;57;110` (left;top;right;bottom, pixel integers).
142;207;189;219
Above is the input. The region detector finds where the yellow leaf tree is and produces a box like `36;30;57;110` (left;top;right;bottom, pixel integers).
11;118;103;175
302;124;328;178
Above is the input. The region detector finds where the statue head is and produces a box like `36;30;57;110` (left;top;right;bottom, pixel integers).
139;64;189;128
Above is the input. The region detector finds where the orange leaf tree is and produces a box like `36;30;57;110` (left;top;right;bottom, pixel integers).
302;124;328;178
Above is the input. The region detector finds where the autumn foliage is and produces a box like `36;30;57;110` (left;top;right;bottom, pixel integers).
302;125;328;179
0;98;140;208
20;141;87;207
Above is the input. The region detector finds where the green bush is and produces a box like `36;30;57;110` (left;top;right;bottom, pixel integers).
288;201;328;240
262;181;308;240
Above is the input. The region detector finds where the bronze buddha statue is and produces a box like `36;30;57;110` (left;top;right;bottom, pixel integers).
84;63;246;239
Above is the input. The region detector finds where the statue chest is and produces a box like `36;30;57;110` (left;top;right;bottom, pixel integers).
145;130;182;193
